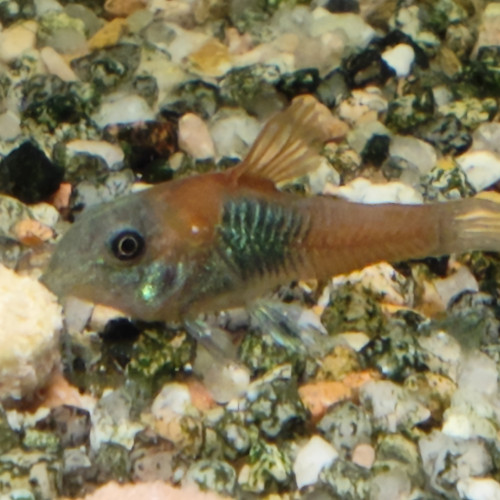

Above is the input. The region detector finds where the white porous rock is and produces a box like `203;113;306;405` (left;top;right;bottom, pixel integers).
293;435;338;488
0;265;63;400
66;140;125;170
0;20;38;63
324;178;423;204
389;135;437;175
92;93;155;128
381;43;415;77
178;113;215;159
418;331;462;382
457;477;500;500
456;150;500;191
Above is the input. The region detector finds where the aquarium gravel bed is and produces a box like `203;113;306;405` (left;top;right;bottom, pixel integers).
1;0;500;498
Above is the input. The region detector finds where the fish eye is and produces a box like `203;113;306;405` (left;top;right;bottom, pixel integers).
110;230;145;261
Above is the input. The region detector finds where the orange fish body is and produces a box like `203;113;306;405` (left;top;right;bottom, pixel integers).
42;96;500;322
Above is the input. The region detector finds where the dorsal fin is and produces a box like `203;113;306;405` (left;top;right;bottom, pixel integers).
230;95;344;185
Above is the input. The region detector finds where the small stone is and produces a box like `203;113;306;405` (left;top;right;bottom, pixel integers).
433;266;479;307
0;20;37;63
104;0;147;17
456;150;500;191
188;39;232;77
457;477;500;500
293;436;339;489
0;264;62;400
474;2;500;55
0;111;21;141
88;18;127;50
381;43;415;77
210;110;261;160
299;381;352;420
40;46;78;82
471;122;500;154
92;94;155;128
178;113;215;159
324;178;423;204
0;142;64;204
66;140;125;170
351;443;375;468
11;219;54;246
389;135;437;175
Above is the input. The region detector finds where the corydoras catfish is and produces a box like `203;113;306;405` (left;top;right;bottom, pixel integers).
42;96;500;322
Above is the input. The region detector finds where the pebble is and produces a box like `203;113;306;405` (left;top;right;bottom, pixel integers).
389;135;437;175
293;436;339;488
457;477;500;500
0;264;63;400
456;150;500;191
433;265;479;307
88;18;127;50
209;110;261;160
351;443;375;468
299;380;352;420
92;93;155;128
178;113;215;159
308;7;376;49
381;43;415;77
77;481;226;500
40;46;78;81
188;39;232;77
66;140;125;170
473;2;500;56
0;111;21;141
104;0;147;17
470;122;500;154
0;20;37;63
324;178;423;204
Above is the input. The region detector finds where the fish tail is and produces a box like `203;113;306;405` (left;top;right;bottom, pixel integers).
439;193;500;255
294;194;500;281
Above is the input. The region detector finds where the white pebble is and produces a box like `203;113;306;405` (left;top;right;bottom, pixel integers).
457;352;498;395
210;110;261;160
456;150;500;191
178;113;215;159
293;435;338;488
389;135;437;175
92;94;155;128
0;111;21;141
337;332;371;352
40;46;78;82
66;140;125;170
433;266;478;307
0;265;63;400
324;178;423;204
381;43;415;78
457;477;500;500
0;21;37;63
152;383;192;416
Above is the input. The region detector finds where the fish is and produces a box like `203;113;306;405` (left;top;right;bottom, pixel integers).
41;95;500;323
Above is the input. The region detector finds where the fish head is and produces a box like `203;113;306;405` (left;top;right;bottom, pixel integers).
41;188;191;321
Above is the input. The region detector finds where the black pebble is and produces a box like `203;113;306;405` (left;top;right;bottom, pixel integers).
324;0;359;13
0;141;63;203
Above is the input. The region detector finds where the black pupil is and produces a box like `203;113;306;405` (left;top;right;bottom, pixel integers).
111;230;144;261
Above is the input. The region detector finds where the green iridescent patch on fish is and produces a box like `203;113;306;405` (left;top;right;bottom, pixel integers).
218;198;306;279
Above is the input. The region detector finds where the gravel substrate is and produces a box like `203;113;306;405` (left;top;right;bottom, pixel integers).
1;0;500;499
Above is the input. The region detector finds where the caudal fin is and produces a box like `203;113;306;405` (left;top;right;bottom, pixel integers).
441;193;500;255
